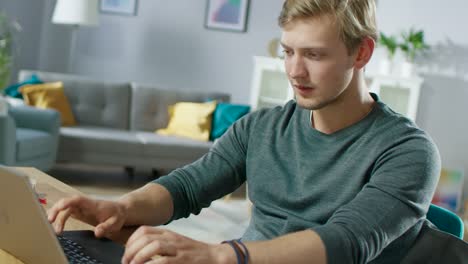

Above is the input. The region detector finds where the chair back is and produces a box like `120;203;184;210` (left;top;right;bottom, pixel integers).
427;203;464;239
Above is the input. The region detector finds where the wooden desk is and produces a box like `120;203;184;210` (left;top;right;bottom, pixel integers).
0;167;134;263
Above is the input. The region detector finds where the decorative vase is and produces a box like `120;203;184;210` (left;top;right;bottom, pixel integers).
401;61;415;78
379;59;393;75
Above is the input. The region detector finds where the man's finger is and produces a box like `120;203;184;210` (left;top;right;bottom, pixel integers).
47;196;84;222
95;215;121;237
122;234;154;264
131;240;177;264
54;209;72;234
126;226;164;246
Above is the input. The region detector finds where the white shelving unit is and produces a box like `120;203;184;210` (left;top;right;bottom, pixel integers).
249;56;294;110
367;74;423;121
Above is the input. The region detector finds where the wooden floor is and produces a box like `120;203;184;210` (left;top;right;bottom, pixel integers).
48;163;246;200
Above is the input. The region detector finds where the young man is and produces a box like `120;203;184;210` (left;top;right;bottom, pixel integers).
48;0;440;263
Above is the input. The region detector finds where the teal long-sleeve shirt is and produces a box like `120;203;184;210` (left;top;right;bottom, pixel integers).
154;94;441;264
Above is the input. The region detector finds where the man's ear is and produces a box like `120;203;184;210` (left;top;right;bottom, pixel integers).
353;37;375;69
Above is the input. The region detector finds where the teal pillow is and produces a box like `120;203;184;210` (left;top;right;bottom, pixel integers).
210;103;250;140
3;74;43;99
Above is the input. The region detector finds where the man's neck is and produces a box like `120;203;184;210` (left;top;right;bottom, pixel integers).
311;75;375;135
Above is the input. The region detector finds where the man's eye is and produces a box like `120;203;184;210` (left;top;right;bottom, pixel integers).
283;50;293;56
306;52;321;59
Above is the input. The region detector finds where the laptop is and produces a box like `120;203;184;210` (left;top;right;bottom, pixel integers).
0;166;124;264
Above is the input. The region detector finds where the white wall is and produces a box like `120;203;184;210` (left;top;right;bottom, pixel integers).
39;0;285;104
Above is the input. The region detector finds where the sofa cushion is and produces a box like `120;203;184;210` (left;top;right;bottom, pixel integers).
4;74;42;99
156;101;217;141
130;84;230;132
16;128;52;161
136;132;213;159
210;103;250;140
59;126;143;156
19;70;131;129
20;82;77;127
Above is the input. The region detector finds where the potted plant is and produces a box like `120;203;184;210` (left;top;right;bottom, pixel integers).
398;28;430;77
0;12;20;92
378;32;399;75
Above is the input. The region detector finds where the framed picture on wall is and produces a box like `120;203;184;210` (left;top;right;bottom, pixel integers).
100;0;138;16
205;0;250;32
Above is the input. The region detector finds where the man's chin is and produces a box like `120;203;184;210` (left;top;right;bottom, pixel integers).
295;98;324;110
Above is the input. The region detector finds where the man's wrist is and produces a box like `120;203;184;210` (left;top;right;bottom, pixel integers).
213;243;237;264
116;194;133;224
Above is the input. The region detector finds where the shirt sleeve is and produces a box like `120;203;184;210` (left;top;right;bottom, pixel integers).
313;133;441;264
153;114;251;221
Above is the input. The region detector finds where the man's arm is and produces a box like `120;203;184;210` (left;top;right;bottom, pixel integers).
152;113;252;222
310;134;441;264
121;225;327;264
117;112;255;227
117;182;174;227
231;230;327;264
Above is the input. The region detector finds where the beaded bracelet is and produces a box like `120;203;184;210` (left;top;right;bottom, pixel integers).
236;239;250;263
222;240;244;264
222;239;250;264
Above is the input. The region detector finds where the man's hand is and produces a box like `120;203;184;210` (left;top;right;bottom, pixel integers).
122;226;235;264
47;195;127;238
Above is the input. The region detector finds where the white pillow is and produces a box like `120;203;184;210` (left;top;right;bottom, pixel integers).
5;96;25;107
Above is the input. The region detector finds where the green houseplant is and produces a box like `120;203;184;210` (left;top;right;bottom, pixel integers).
399;28;429;77
379;32;399;60
378;28;430;77
0;12;20;91
399;28;430;62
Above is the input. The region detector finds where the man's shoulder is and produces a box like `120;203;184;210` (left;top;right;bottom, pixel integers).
247;100;299;122
372;102;438;153
374;102;426;136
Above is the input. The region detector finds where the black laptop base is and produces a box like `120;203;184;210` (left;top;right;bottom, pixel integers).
59;230;124;264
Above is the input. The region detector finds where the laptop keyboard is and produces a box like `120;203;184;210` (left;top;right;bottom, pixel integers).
57;235;103;264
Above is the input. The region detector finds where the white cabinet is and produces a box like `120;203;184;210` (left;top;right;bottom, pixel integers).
249;56;294;110
367;74;423;121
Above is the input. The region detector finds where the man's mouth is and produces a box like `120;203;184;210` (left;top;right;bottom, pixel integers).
295;84;310;89
293;84;316;96
294;84;314;91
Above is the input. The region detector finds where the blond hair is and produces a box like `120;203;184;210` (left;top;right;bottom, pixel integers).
278;0;378;54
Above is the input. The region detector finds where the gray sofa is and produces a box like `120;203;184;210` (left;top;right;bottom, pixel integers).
18;70;230;172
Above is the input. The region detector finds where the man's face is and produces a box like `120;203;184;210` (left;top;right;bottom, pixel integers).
281;15;358;110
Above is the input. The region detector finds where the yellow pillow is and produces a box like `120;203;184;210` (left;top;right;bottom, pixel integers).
20;82;77;126
156;101;217;141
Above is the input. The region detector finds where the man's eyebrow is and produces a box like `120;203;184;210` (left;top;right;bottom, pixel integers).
280;42;327;52
280;42;291;49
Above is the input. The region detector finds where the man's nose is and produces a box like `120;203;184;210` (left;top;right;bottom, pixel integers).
288;56;308;79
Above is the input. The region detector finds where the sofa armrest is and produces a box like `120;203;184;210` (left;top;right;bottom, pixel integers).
0;115;17;164
9;105;61;134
